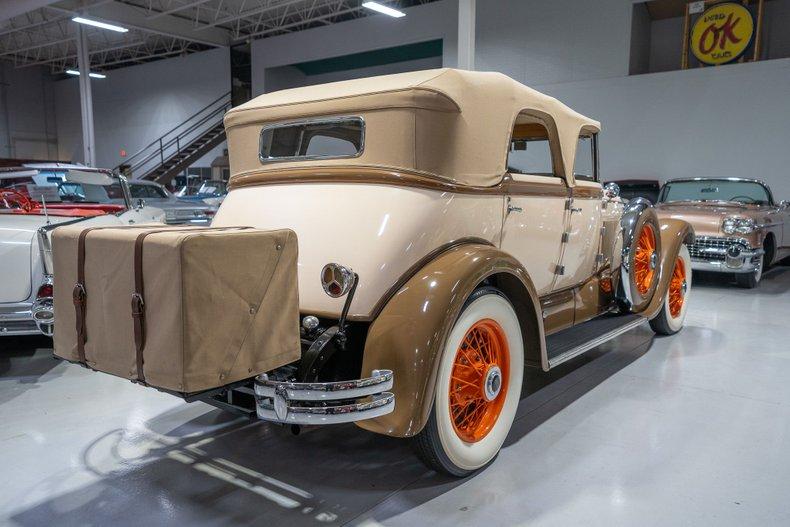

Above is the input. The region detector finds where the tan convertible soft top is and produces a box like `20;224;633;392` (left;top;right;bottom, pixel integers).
225;68;600;188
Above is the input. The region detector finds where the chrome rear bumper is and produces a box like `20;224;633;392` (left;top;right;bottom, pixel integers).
254;369;394;425
0;305;39;336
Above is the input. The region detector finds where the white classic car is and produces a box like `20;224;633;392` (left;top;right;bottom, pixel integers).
0;165;165;336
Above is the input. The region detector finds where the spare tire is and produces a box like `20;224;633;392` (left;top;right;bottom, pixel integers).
619;199;660;312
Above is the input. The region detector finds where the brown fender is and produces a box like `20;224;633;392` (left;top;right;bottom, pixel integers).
643;218;695;320
355;243;544;438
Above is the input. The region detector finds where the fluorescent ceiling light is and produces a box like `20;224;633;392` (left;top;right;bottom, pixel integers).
66;69;107;79
362;2;405;18
72;16;128;33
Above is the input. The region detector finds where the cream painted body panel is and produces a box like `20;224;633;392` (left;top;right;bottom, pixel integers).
212;184;504;319
557;181;603;289
500;175;567;294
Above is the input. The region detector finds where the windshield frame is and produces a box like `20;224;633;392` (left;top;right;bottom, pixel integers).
1;167;131;211
659;177;774;206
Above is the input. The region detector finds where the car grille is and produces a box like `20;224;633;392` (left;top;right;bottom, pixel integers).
689;236;750;261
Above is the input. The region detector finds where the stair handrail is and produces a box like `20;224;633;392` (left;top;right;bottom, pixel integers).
116;90;232;178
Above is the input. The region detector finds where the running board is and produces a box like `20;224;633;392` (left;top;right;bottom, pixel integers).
546;314;645;369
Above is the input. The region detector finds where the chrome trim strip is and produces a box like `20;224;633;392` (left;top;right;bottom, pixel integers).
548;318;645;369
256;393;394;425
254;369;393;401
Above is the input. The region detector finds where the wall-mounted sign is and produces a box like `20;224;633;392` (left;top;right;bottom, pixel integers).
690;2;754;65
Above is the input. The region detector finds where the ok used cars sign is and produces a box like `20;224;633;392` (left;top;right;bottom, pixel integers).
691;2;754;66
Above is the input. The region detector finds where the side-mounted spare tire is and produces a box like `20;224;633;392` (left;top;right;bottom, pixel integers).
618;198;661;313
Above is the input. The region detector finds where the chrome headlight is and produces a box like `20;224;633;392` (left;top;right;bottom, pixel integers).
722;217;754;234
735;218;755;234
722;217;737;234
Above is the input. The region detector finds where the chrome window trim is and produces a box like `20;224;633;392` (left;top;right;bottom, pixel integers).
258;115;365;164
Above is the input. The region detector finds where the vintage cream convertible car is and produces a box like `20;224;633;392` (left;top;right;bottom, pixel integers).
205;69;694;475
55;69;694;477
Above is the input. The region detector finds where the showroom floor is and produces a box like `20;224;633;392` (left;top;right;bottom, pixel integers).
1;266;789;526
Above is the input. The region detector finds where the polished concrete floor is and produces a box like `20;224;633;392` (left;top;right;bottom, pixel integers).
1;265;789;526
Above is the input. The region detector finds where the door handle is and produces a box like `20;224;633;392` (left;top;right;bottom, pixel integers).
506;196;523;214
565;198;582;213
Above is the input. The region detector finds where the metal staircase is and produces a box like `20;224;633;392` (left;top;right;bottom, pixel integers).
116;91;232;183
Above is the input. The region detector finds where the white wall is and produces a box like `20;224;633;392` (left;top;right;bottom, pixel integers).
476;0;634;86
54;47;230;169
0;62;58;160
536;58;790;199
251;0;457;95
264;56;443;92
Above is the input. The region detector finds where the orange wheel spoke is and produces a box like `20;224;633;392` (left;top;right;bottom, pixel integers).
633;224;656;296
449;318;510;443
668;255;686;318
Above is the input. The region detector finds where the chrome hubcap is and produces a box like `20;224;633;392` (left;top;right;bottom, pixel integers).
649;252;658;270
483;366;503;402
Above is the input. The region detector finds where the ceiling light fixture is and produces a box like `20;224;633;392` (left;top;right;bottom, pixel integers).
362;2;406;18
72;16;128;33
66;69;107;79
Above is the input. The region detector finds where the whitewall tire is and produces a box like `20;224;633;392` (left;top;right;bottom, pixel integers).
650;245;692;335
412;287;524;476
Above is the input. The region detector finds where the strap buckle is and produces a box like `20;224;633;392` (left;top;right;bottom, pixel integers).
72;283;86;305
131;293;145;317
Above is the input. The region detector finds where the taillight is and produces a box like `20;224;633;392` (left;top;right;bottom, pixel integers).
37;283;53;299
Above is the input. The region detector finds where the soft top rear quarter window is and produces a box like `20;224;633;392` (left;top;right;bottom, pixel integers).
259;116;364;163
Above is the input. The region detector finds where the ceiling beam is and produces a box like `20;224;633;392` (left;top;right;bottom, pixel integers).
18;38;146;67
193;0;307;32
0;13;69;38
0;36;72;56
146;0;214;20
0;0;62;22
48;0;231;47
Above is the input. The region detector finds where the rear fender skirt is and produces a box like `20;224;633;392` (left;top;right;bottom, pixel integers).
643;219;695;320
356;243;544;438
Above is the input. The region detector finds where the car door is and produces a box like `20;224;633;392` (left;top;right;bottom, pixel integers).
554;133;603;290
555;181;603;289
499;117;568;295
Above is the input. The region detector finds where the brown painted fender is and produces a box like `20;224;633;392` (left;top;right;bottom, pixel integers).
643;218;695;319
356;243;544;438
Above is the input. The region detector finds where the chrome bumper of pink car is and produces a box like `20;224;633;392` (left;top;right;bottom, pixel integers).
254;369;394;425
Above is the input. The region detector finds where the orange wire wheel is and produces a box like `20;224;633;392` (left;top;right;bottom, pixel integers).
668;256;687;318
633;224;657;296
449;319;510;443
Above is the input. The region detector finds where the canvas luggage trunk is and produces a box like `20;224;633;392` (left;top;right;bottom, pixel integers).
52;225;300;393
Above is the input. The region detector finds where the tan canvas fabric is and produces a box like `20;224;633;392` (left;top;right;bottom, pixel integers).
224;68;601;188
53;225;300;393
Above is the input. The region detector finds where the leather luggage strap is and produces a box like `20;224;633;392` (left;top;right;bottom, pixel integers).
74;225;144;364
132;227;249;383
